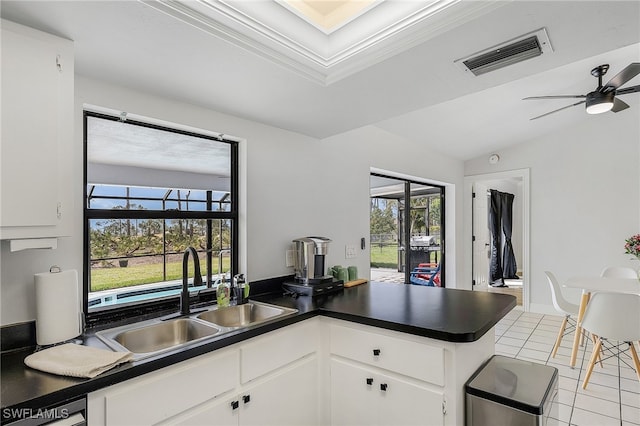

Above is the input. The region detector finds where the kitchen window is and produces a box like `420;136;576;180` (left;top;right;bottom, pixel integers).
84;111;238;322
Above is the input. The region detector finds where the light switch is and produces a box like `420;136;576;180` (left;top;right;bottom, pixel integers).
345;245;357;259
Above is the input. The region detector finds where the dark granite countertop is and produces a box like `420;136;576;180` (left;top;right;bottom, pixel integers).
317;282;516;342
1;282;515;424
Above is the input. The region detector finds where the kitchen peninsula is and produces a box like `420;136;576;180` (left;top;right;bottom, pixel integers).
1;282;515;425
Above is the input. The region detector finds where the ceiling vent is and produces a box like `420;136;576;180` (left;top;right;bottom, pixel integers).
455;28;553;76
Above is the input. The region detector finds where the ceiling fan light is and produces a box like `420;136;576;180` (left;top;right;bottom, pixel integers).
585;91;614;114
586;101;614;114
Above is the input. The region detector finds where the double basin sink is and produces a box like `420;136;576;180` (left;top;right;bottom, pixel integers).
96;301;298;360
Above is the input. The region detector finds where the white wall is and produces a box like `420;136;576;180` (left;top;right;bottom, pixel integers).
322;125;465;288
0;76;464;325
464;111;640;313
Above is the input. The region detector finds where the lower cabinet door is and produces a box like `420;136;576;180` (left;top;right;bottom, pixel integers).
330;358;378;426
376;371;444;426
330;358;444;426
166;396;238;426
240;355;318;426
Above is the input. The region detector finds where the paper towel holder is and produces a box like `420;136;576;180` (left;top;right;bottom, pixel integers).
34;267;83;350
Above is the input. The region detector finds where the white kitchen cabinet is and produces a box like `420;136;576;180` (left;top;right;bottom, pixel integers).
329;320;444;385
87;347;239;426
88;319;321;426
330;358;444;426
326;318;495;426
172;355;319;426
375;369;444;426
329;322;445;426
240;355;318;426
330;358;377;426
162;392;238;426
89;316;492;426
239;315;318;384
0;19;74;240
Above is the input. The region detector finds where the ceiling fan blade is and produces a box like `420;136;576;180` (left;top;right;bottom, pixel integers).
529;100;586;120
616;84;640;95
602;63;640;91
610;97;630;113
523;95;586;100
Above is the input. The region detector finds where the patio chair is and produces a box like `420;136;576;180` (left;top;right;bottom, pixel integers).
410;263;441;287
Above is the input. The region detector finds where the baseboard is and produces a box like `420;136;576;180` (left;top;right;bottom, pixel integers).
528;303;558;316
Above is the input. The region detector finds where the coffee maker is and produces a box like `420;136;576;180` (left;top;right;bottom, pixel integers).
284;236;344;296
292;237;333;284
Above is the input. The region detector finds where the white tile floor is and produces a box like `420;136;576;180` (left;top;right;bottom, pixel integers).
496;308;640;426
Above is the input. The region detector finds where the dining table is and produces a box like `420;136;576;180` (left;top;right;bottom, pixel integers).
563;276;640;367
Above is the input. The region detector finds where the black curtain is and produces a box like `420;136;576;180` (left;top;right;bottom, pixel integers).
489;189;518;285
488;190;503;285
501;192;519;279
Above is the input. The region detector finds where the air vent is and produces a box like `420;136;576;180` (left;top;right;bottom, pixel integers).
455;28;553;76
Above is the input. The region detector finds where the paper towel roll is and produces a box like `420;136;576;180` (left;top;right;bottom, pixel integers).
34;269;81;346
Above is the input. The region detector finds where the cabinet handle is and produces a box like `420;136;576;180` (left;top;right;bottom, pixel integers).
380;383;388;391
231;400;239;410
243;394;251;404
366;378;373;385
373;349;381;356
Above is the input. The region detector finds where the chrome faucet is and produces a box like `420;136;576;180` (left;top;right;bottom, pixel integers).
181;247;203;315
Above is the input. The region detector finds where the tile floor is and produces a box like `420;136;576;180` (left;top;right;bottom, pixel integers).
496;308;640;425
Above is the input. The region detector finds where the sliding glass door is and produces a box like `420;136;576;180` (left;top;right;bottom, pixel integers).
370;174;445;286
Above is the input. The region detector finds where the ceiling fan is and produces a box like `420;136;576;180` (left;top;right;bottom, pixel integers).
524;62;640;120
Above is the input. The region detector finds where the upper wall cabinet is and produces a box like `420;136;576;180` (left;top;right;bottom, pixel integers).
0;20;74;241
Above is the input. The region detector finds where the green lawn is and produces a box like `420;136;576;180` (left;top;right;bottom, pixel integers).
370;244;398;269
92;246;402;291
91;259;231;292
370;245;440;269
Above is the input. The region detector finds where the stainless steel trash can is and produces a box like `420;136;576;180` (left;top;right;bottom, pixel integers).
465;355;558;426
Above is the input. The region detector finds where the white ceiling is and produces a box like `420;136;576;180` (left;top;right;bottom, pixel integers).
144;0;499;84
2;1;639;161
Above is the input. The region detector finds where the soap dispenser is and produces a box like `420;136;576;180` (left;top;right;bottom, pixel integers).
216;279;230;307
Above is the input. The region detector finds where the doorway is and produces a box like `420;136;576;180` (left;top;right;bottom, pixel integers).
465;169;530;309
370;174;445;286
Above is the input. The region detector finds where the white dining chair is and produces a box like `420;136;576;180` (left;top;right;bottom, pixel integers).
544;271;580;358
602;266;640;351
600;266;638;278
580;292;640;389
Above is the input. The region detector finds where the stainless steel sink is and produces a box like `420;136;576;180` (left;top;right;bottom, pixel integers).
96;302;297;359
197;302;297;328
96;318;221;359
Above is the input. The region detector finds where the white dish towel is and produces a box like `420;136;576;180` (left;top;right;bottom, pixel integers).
24;343;133;378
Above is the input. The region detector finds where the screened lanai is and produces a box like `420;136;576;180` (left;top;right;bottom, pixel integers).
369;174;445;286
